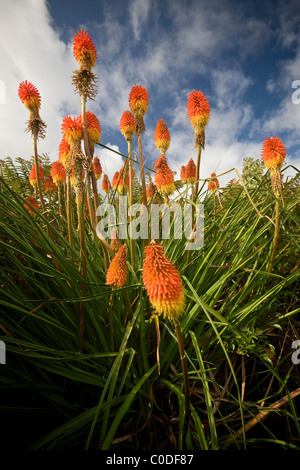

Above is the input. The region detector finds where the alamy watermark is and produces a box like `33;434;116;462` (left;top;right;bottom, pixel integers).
291;340;300;365
291;80;300;104
96;197;204;250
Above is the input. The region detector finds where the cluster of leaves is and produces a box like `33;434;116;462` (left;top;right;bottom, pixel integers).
0;157;299;451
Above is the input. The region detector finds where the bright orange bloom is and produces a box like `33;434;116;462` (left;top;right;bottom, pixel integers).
44;175;57;194
180;165;186;183
29;164;44;187
129;84;149;116
154;119;170;155
142;241;185;323
112;171;120;191
80;111;101;143
106;244;128;288
261;136;286;169
24;196;39;216
102;174;111;193
51;161;66;185
208;172;219;192
118;166;130;194
187;90;210;131
154;155;175;196
70;166;85;187
146;181;156;202
120;110;136;142
185;158;196;184
61;116;83;144
73;29;97;69
93;157;102;180
58;137;71;167
18;80;41;111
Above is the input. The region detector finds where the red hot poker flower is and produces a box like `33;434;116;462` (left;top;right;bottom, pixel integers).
51;161;66;186
180;165;186;183
154;155;175;197
80;111;101;144
154;119;170;155
261;136;286;169
29;164;44;187
146;181;156;202
120;110;136;142
18;80;41;111
142;241;185;323
208;172;219;192
24;196;39;216
185;158;196;184
102;174;111;193
106;244;128;288
44;175;57;194
129;84;149;116
73;29;97;70
93;157;102;180
61;116;83;144
187;90;210;131
112;171;120;191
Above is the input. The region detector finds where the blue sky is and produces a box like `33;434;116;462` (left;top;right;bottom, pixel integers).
1;0;300;189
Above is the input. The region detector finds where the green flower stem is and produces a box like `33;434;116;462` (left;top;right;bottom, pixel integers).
174;321;190;434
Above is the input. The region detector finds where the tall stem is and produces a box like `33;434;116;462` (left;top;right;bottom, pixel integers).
175;321;190;434
138;132;147;206
76;181;86;353
194;144;202;201
66;174;73;251
268;200;280;275
58;184;62;216
33;135;46;213
128;141;135;271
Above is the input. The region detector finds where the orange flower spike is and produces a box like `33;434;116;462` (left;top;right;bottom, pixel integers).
102;174;111;194
154;119;171;155
112;171;120;191
129;84;149;116
106;244;128;288
180;165;186;183
154;155;175;197
58;137;71;167
208;172;219;192
24;196;39;216
73;29;97;70
51;161;66;185
185;158;196;184
146;181;156;202
61;116;83;144
81;111;101;144
110;227;123;252
93;157;102;180
120;110;136;142
187;90;210;131
142;241;185;323
29;164;44;187
118;166;130;194
18;80;41;111
261;136;286;169
44;175;57;194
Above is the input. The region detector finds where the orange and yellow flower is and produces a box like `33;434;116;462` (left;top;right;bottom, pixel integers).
18;80;41;111
146;181;156;202
187;89;210;131
80;111;101;144
129;84;149;116
180;165;186;183
73;29;97;70
208;172;219;192
117;166;130;194
51;161;66;186
29;164;44;187
61;116;83;144
261;136;286;169
102;174;111;194
93;156;102;180
58;137;71;168
112;171;120;191
44;175;57;194
154;155;175;197
120;110;136;142
185;158;196;184
24;196;39;216
142;241;185;323
106;244;128;288
154;119;170;155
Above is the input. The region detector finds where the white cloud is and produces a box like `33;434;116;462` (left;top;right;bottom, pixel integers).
129;0;151;41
